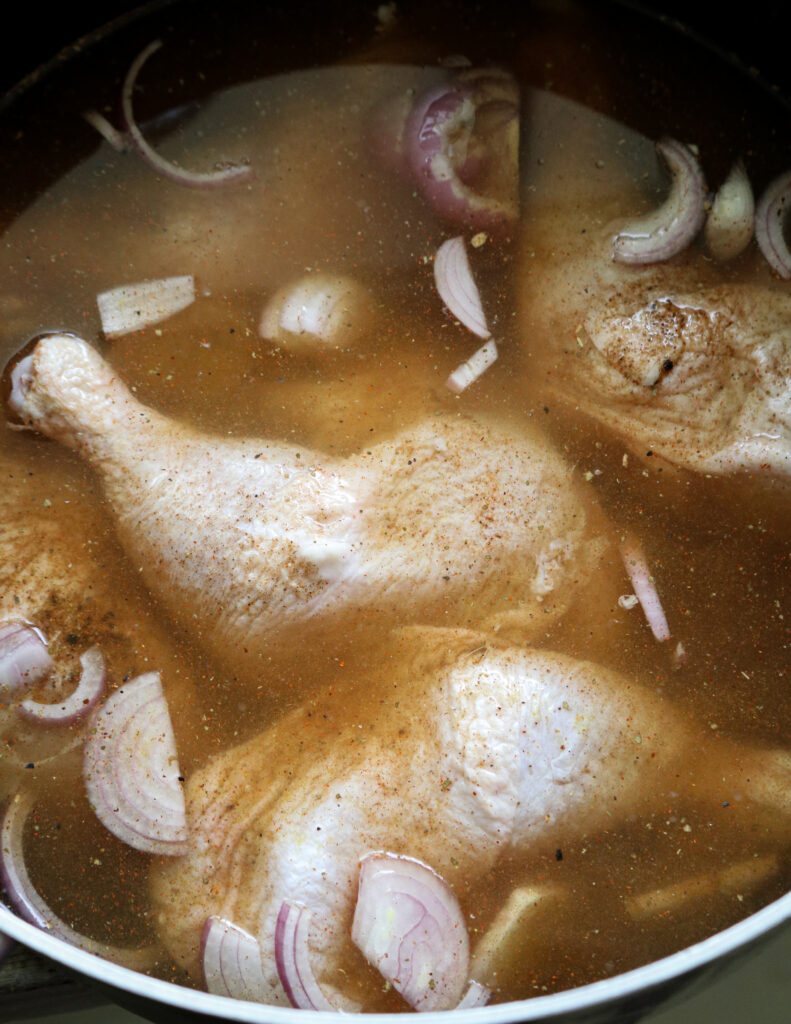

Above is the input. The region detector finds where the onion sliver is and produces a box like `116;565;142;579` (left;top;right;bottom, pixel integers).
121;40;253;188
0;622;52;697
19;646;106;726
705;159;754;261
620;534;671;642
202;916;269;1002
0;790;156;970
274;901;336;1011
755;169;791;278
83;672;189;856
351;851;470;1012
447;340;498;394
82;109;129;152
613;138;706;264
259;274;374;352
434;236;490;338
457;980;491;1008
97;275;195;337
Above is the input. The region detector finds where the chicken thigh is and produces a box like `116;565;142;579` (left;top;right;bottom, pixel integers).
8;334;611;686
517;89;791;479
149;627;791;1010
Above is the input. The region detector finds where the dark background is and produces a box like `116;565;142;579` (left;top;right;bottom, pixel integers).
1;0;789;101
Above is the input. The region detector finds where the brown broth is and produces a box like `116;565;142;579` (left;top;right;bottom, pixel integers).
0;0;790;1011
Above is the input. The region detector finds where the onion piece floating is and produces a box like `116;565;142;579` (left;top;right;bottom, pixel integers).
82;109;129;153
259;274;374;353
447;340;498;394
19;646;106;726
613;138;707;264
0;622;52;697
705;159;754;261
620;534;671;642
755;169;791;278
274;901;336;1011
434;236;490;338
121;40;253;188
82;671;189;856
456;980;491;1008
0;790;156;970
97;275;195;337
351;851;470;1012
202;916;269;1002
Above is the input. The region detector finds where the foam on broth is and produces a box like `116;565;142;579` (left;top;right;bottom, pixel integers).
0;3;789;1011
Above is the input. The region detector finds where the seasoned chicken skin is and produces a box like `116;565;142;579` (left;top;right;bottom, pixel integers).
149;628;791;1010
8;334;611;685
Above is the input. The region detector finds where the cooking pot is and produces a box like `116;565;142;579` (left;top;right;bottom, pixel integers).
1;2;789;1022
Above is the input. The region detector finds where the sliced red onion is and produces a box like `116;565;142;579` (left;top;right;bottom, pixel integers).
202;916;269;1002
755;169;791;278
447;340;498;394
97;275;195;337
82;672;189;856
434;237;490;338
82;109;129;152
0;622;53;697
620;534;670;642
19;646;106;726
274;901;336;1011
405;71;518;233
704;159;754;261
351;851;470;1012
456;979;491;1008
121;41;253;188
0;790;155;970
613;138;707;264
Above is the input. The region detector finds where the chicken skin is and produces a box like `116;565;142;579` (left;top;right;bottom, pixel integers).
8;333;612;686
150;628;791;1010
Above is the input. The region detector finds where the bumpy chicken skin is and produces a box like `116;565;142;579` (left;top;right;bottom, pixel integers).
149;628;791;1010
8;334;612;686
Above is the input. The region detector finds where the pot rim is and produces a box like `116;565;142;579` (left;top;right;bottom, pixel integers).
2;890;791;1021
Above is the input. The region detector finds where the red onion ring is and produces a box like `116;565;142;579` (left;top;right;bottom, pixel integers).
121;41;253;188
19;646;106;726
0;790;156;970
274;901;336;1011
434;236;491;338
0;622;53;697
351;851;470;1012
620;534;671;642
755;169;791;278
202;915;269;1002
613;138;707;264
82;672;189;856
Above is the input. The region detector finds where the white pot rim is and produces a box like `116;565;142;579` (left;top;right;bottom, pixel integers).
2;889;791;1022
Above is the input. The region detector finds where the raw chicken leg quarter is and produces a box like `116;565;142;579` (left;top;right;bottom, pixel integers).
8;333;611;685
149;630;791;1011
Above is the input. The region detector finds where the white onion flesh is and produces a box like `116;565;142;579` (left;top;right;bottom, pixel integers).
434;236;491;338
82;672;189;856
19;646;106;726
0;622;52;696
97;275;195;337
755;169;791;278
0;790;156;970
351;851;470;1012
82;109;129;152
259;274;374;352
202;916;269;1002
274;901;336;1011
613;138;706;264
705;159;754;260
447;340;498;394
620;535;671;642
121;40;253;188
456;979;491;1008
